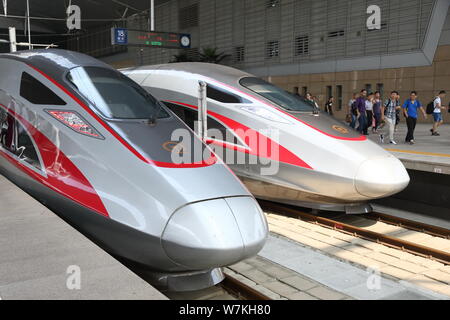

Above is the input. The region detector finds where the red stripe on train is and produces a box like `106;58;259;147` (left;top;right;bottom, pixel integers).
166;100;313;170
205;77;367;142
0;103;109;217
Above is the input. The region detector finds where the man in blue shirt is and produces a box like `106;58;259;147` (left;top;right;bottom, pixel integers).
403;91;427;144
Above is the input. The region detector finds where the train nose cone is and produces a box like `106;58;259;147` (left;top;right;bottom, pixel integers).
355;156;410;198
162;197;268;270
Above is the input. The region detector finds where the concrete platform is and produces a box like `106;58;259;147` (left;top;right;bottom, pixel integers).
365;122;450;215
260;234;449;300
0;175;167;300
368;123;450;175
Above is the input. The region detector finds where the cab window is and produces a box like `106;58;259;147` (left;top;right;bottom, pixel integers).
68;67;169;120
240;77;314;112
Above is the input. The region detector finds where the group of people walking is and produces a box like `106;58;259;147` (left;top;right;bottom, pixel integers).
346;89;446;145
297;89;447;145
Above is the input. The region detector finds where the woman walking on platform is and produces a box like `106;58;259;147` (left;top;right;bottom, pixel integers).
372;91;382;133
365;92;374;132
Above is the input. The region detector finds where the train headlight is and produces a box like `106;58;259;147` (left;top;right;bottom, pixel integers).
46;110;104;139
240;106;292;124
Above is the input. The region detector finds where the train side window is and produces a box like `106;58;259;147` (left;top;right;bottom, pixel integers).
0;110;41;171
163;102;196;130
20;72;66;105
0;110;16;153
16;121;42;170
207;85;244;104
163;102;244;146
207;117;246;146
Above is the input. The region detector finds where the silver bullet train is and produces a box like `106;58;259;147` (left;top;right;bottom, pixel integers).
0;50;268;291
123;63;410;214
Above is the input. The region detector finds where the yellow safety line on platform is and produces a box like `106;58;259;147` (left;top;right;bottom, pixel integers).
386;148;450;158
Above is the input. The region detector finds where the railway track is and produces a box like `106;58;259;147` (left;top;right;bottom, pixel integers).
259;200;450;266
365;212;450;239
220;274;272;300
165;273;272;300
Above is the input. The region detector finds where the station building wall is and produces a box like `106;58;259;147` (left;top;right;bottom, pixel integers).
270;44;450;124
100;0;450;124
126;0;436;68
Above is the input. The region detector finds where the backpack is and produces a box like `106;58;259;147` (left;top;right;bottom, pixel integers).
426;100;435;115
384;99;391;116
351;100;358;116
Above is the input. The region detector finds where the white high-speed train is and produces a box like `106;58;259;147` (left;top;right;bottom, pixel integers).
0;50;268;292
124;63;410;214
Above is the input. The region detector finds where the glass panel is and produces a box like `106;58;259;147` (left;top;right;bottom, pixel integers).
164;102;244;145
336;85;343;110
164;102;196;130
16;121;41;170
0;109;41;171
20;72;66;106
207;85;243;104
0;110;15;153
68;67;169;120
240;77;315;112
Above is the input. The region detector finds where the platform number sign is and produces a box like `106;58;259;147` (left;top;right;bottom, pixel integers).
112;28;128;45
111;28;191;49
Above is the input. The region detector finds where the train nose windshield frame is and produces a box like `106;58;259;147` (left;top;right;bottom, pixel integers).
67;66;169;121
239;77;315;112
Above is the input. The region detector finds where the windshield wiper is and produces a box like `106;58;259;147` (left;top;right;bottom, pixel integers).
145;101;165;125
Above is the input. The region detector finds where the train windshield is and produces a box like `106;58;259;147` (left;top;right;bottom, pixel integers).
240;77;315;112
68;67;169;120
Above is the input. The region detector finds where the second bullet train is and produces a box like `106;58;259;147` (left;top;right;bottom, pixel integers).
123;63;410;214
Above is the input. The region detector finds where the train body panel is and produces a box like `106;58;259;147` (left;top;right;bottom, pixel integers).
124;63;410;213
0;51;268;291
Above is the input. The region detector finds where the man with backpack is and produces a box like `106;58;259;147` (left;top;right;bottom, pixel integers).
429;91;446;136
381;91;401;144
402;91;427;145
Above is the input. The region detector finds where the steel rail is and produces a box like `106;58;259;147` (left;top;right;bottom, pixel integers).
365;212;450;239
259;200;450;266
221;274;272;300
